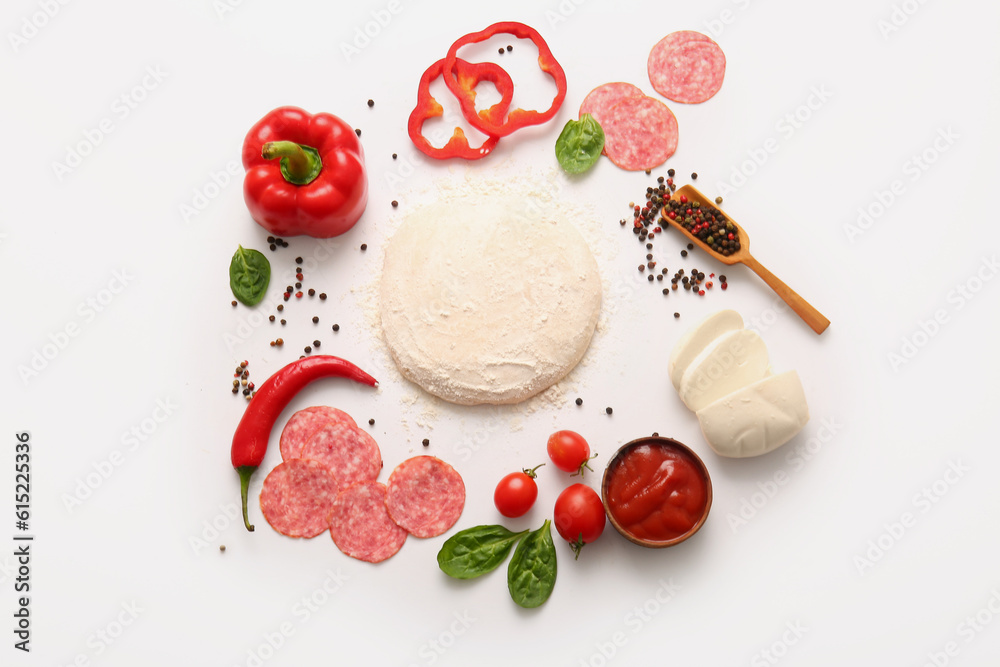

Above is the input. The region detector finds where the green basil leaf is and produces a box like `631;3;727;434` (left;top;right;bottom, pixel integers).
229;245;271;306
555;114;605;175
437;525;528;580
507;519;557;608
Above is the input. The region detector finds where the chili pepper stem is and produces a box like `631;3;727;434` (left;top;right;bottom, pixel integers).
237;465;257;531
261;141;323;186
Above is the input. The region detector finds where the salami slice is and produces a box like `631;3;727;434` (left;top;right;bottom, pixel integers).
601;96;679;171
579;82;644;128
299;421;382;492
328;481;407;563
259;459;341;538
648;34;726;104
385;456;465;538
651;29;714;52
279;406;357;461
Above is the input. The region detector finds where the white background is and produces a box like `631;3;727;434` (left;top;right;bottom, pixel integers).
2;0;1000;665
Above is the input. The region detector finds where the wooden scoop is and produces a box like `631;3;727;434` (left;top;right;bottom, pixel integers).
664;185;830;335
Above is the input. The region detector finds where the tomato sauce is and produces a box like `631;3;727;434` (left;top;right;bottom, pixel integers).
604;440;709;543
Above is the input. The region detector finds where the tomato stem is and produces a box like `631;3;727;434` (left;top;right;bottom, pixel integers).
522;463;546;479
572;453;599;478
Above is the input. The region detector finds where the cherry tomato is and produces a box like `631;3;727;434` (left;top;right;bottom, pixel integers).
547;430;597;476
553;483;606;559
494;464;544;518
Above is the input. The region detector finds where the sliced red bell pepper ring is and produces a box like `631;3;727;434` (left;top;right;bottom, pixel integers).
408;57;515;160
443;21;567;138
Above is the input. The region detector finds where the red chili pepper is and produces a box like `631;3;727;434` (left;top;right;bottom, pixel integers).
242;106;368;239
231;355;378;531
443;22;567;138
408;58;514;160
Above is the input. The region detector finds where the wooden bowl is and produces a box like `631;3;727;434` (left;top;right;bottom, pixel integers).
601;436;712;548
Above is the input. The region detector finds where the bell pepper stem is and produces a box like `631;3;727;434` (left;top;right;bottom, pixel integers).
237;465;257;532
261;141;323;186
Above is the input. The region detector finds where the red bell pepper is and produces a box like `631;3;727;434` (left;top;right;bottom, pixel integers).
443;22;567;138
242;106;368;238
408;58;514;160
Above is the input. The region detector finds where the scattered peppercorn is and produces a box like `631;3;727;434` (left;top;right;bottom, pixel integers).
715;196;723;204
304;346;312;353
276;338;283;345
269;315;275;322
295;257;303;264
367;99;374;107
605;407;613;415
220;545;226;553
575;397;583;406
232;300;237;307
319;293;327;300
280;319;286;325
691;172;698;179
360;244;368;251
422;438;430;447
332;324;340;332
681;250;688;257
369;418;375;425
355;128;361;137
667;168;675;177
391;200;398;208
313;340;321;347
392;153;397;159
269;243;277;251
312;316;319;324
277;304;284;311
674;312;680;318
308;288;315;296
498;47;504;54
267;236;275;243
506;45;512;52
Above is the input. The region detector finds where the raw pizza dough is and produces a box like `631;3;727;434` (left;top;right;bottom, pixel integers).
379;192;602;405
